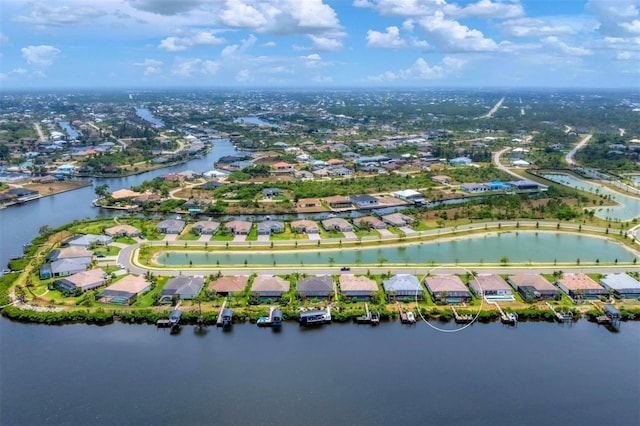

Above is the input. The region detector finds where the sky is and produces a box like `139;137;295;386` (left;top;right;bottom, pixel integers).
1;0;639;89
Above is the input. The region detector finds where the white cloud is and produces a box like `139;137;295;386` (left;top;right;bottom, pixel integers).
587;0;640;37
21;45;61;66
13;2;106;27
367;55;465;81
367;26;407;48
236;69;252;82
301;54;322;60
308;35;343;51
616;50;640;60
159;31;226;51
417;11;498;51
542;36;592;56
353;0;445;17
501;17;595;38
171;58;219;77
221;34;257;57
261;41;277;47
134;58;163;75
0;33;8;44
445;0;524;20
218;0;341;35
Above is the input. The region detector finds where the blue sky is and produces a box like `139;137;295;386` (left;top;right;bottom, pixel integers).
1;0;639;89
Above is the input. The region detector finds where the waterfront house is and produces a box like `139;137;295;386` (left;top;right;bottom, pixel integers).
353;216;386;230
425;275;472;303
110;189;141;200
508;180;544;191
97;274;151;305
290;219;320;235
507;273;559;300
258;220;285;235
104;225;141;238
66;234;112;247
600;273;640;298
392;189;425;204
297;198;322;209
191;220;220;235
381;213;414;227
5;188;39;202
251;275;290;299
557;273;608;300
350;194;379;208
40;258;91;279
51;246;93;263
161;275;204;300
339;275;378;300
296;275;335;299
382;274;424;300
225;220;253;235
469;274;514;301
54;268;106;294
460;183;489;193
323;195;352;209
156;219;186;234
208;275;249;296
321;218;353;232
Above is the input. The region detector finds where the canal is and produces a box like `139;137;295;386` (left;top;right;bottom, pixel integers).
0;139;239;267
1;317;638;426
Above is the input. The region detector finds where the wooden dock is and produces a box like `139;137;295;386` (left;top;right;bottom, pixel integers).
546;302;574;323
156;319;171;328
451;305;473;324
398;304;416;324
216;298;228;327
356;303;379;325
494;302;518;325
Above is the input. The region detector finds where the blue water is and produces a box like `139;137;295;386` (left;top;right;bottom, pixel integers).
1;318;638;426
158;232;637;266
58;121;79;139
542;173;640;221
135;107;165;127
234;116;279;128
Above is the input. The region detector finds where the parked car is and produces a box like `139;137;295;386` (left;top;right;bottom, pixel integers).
96;254;106;258
340;266;351;271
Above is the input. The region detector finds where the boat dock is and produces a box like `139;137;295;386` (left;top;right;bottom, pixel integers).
398;304;416;324
299;306;331;326
216;299;232;327
546;302;574;323
593;303;621;330
451;305;473;324
492;302;518;325
356;303;380;325
257;306;283;327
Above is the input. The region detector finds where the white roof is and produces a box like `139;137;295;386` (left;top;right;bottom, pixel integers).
392;189;422;197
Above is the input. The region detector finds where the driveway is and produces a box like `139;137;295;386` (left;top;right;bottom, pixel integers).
233;234;247;242
377;229;393;237
308;233;320;241
163;234;178;241
400;227;417;235
198;234;211;242
342;231;357;239
257;234;270;242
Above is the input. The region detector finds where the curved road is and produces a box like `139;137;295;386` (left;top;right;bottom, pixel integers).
565;134;592;166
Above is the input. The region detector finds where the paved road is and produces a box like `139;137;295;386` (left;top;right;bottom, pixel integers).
492;147;525;180
565;134;592;166
479;96;505;119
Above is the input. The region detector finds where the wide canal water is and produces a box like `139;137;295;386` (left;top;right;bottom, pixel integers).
158;232;637;266
541;173;640;222
1;317;638;426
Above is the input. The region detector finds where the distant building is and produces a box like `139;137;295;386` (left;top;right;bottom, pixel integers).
557;273;607;300
297;275;335;299
469;274;514;301
156;219;185;234
424;275;471;303
208;275;249;296
383;274;423;300
161;275;204;300
54;268;106;294
507;273;558;300
339;275;378;300
251;275;290;299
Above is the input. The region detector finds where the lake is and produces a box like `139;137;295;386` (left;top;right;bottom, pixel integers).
157;232;637;266
1;317;638;426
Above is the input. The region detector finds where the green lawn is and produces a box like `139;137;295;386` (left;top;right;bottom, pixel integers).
212;233;234;241
411;221;431;231
178;230;200;241
93;246;121;256
115;236;137;245
354;229;380;238
270;225;307;241
246;226;258;241
319;228;345;239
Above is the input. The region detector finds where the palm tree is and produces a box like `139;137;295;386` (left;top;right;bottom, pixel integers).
328;257;336;267
377;257;388;267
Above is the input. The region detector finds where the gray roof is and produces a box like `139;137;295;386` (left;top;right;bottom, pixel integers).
67;234;111;246
383;274;423;293
600;273;640;292
157;219;186;232
297;275;334;293
251;275;290;293
162;275;204;298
